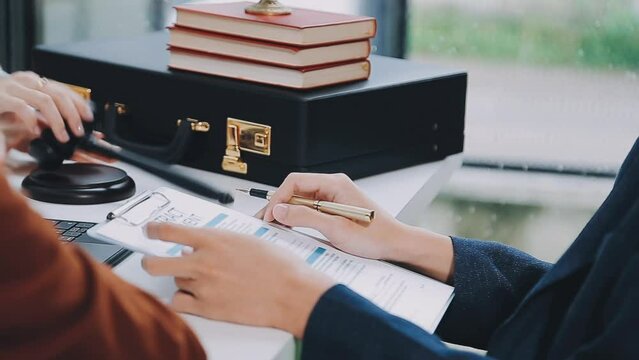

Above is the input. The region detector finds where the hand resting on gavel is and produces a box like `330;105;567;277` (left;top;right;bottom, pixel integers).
0;71;93;162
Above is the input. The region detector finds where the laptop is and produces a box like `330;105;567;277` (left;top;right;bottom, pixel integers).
48;219;131;266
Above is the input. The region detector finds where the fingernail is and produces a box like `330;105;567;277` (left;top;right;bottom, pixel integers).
77;124;85;136
273;204;289;220
33;126;41;136
60;132;70;143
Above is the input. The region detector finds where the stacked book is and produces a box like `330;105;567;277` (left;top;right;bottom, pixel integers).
169;2;377;89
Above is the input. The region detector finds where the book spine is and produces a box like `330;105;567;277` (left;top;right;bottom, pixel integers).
168;44;370;70
171;25;373;50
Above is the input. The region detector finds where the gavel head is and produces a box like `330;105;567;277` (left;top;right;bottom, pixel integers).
29;122;93;170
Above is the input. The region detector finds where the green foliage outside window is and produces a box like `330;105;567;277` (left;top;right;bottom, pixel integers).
409;6;639;70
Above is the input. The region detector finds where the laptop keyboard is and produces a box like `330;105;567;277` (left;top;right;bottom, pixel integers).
46;219;131;266
49;220;96;243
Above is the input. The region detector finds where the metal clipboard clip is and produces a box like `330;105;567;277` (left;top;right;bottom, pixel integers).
106;191;171;226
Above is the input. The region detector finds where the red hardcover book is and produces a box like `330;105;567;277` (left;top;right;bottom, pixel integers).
168;46;371;89
168;26;371;68
174;1;377;46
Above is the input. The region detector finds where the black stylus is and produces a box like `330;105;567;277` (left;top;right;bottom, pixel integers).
82;136;234;204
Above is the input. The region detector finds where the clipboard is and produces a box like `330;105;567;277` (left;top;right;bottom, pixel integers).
106;191;171;226
87;187;216;256
87;187;455;333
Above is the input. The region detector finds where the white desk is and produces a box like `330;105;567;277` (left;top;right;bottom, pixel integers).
7;152;461;360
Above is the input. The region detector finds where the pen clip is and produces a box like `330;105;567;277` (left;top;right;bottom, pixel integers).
107;191;171;226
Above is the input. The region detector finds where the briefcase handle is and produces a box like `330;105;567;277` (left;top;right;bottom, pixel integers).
101;103;193;164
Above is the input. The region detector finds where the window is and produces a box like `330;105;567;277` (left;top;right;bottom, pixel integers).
408;0;639;171
408;0;638;261
35;0;187;46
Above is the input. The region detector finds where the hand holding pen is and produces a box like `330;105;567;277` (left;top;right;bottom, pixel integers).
247;173;454;280
244;173;404;260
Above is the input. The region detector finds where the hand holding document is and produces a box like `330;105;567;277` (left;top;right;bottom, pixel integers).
89;187;454;333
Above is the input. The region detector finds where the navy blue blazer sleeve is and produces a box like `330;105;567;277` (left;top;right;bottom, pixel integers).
435;237;551;349
302;284;493;360
302;238;552;359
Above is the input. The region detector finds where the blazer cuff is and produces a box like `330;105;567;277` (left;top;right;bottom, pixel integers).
302;284;369;359
436;237;551;348
302;284;453;359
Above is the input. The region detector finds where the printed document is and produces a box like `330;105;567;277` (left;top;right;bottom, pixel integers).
89;187;454;333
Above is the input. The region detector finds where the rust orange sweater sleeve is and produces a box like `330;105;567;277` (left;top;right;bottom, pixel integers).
0;171;206;359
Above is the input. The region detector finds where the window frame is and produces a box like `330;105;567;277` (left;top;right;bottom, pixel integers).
2;0;35;72
0;1;8;69
362;0;408;58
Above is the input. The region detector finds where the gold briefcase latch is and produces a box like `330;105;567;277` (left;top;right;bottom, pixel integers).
222;118;271;175
176;118;211;133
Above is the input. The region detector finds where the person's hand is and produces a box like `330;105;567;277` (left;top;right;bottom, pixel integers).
0;71;93;151
261;173;414;260
142;223;335;338
262;173;455;282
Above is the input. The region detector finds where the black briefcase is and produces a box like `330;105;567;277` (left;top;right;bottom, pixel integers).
32;32;466;186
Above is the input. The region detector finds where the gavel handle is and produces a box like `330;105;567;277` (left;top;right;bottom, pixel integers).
81;136;234;204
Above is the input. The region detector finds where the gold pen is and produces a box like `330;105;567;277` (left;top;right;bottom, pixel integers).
236;188;375;223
